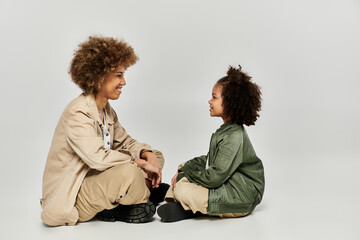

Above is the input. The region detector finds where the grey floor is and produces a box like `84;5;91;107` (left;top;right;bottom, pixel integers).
1;152;359;240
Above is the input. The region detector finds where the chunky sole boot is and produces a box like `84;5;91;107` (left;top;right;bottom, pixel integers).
96;208;116;222
149;183;170;206
96;201;155;223
157;202;196;222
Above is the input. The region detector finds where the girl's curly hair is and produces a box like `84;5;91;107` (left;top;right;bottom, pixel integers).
69;36;138;95
217;65;262;126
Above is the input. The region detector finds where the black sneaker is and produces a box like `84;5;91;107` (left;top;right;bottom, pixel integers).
149;183;170;205
96;201;155;223
157;202;196;222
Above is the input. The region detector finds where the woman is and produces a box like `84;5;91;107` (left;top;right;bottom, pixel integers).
41;36;168;226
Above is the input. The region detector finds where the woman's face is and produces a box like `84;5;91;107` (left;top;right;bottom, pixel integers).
97;65;126;100
208;83;224;118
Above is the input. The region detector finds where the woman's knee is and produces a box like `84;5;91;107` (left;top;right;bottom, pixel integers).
111;162;141;181
153;150;165;168
95;163;145;196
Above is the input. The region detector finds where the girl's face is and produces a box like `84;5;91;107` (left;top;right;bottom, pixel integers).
208;83;224;119
97;65;126;101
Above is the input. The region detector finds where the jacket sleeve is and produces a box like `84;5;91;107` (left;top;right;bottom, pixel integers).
179;155;207;172
183;132;243;189
111;111;153;159
65;109;134;171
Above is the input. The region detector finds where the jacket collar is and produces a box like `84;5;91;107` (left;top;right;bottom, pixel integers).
217;120;238;133
84;94;115;126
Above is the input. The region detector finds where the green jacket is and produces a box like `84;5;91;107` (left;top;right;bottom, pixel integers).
179;121;265;214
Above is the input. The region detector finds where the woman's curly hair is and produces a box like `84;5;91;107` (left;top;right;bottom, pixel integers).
69;36;138;95
217;65;262;126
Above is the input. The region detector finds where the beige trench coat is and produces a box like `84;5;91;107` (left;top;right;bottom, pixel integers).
41;94;153;226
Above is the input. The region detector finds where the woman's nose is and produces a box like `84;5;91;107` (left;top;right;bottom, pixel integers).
121;77;126;86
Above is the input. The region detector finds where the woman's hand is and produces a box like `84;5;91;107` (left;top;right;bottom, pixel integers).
143;152;162;173
134;158;161;188
143;161;161;188
140;151;162;187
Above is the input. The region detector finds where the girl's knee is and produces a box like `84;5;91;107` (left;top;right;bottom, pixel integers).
173;181;190;202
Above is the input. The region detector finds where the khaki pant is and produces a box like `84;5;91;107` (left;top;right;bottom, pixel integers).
165;164;249;218
76;150;164;222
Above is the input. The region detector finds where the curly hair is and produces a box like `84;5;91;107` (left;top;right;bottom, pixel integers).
69;36;138;95
217;65;262;126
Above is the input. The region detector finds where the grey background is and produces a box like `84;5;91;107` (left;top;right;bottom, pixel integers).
0;0;359;239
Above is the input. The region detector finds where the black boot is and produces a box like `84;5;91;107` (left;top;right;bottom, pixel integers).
157;202;197;222
149;183;170;205
96;201;155;223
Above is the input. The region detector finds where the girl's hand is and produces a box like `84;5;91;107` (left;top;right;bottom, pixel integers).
171;172;183;190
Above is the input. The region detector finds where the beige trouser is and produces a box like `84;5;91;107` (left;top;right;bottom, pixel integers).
76;150;164;222
165;165;249;218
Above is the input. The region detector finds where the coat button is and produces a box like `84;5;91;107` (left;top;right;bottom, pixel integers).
106;133;109;136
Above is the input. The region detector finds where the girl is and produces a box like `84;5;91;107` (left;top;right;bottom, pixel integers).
157;65;265;222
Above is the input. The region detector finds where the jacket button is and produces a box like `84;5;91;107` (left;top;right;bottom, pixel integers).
106;133;109;136
107;142;110;145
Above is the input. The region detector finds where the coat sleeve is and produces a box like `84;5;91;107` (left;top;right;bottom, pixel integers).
65;109;134;171
183;132;244;189
111;110;153;159
179;155;207;172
